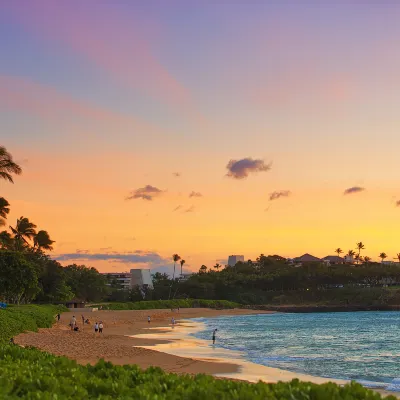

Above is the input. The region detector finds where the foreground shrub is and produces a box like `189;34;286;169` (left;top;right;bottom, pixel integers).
94;299;239;311
0;345;395;399
0;304;65;343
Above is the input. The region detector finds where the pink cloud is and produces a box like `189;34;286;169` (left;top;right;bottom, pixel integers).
0;75;158;136
2;1;192;110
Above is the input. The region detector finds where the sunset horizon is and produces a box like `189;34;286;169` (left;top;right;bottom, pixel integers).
2;1;400;275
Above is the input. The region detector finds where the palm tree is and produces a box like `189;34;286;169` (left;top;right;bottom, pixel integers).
335;248;343;257
0;146;22;183
379;252;388;263
168;254;181;299
199;265;207;273
0;230;13;249
180;259;185;276
214;263;221;271
356;242;365;264
364;256;371;264
172;254;181;280
347;250;356;257
394;253;400;264
10;216;37;250
0;197;10;226
34;230;55;251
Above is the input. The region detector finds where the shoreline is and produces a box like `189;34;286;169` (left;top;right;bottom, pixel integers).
131;318;348;385
13;308;399;398
243;305;400;313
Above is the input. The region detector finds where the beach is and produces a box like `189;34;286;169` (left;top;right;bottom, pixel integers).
14;308;399;398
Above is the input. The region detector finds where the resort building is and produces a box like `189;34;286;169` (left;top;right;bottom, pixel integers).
102;269;153;290
322;256;344;265
228;255;245;266
103;272;132;290
293;253;321;263
130;268;154;289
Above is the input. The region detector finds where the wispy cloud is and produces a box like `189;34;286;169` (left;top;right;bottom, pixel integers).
172;172;181;177
173;205;183;212
226;158;271;179
55;250;168;266
185;205;195;213
344;186;365;195
269;190;291;201
2;2;196;114
189;191;202;198
126;185;164;201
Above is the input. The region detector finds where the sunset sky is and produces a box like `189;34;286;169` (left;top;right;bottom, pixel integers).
1;1;400;274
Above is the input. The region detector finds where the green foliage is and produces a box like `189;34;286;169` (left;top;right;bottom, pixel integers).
64;264;109;302
95;299;239;310
0;345;395;399
0;251;40;304
0;304;66;343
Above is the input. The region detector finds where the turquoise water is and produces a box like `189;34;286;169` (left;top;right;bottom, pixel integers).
192;312;400;390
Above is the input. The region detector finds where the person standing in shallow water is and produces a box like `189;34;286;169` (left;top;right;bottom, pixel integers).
148;316;151;324
212;329;218;344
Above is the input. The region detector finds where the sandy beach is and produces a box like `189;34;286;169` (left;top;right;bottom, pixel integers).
14;308;399;398
14;308;266;375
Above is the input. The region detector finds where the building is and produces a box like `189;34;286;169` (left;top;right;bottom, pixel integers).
130;268;153;289
228;255;245;266
293;253;321;263
103;272;132;290
322;255;344;265
344;255;354;263
179;273;193;281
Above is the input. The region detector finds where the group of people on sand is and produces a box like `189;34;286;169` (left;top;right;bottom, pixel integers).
67;315;103;334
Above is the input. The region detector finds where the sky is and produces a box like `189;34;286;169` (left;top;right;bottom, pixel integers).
1;1;400;274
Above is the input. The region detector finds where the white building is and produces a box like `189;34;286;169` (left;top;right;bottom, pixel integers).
103;273;131;290
130;268;153;289
228;255;245;267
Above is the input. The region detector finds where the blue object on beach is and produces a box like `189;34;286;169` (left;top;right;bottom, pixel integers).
0;302;7;309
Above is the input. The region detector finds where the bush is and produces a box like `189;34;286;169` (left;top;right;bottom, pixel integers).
94;299;239;311
0;304;65;343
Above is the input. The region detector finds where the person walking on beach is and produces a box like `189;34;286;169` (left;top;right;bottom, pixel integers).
99;321;103;334
57;313;60;321
94;322;99;333
70;315;76;331
148;316;151;324
81;315;85;326
212;329;218;344
171;317;175;326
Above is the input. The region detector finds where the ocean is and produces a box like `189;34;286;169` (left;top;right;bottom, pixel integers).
192;312;400;390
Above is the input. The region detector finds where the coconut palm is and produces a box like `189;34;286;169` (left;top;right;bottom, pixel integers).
356;242;365;264
199;265;207;273
335;248;343;257
172;254;181;280
180;259;185;276
10;216;37;250
0;230;13;249
347;250;356;257
34;230;55;251
0;146;22;183
364;256;371;264
394;253;400;263
214;263;221;271
0;197;10;226
168;254;181;299
379;252;388;263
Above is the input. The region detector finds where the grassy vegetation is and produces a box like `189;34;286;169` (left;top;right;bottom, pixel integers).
0;345;395;399
0;304;65;343
93;299;240;310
